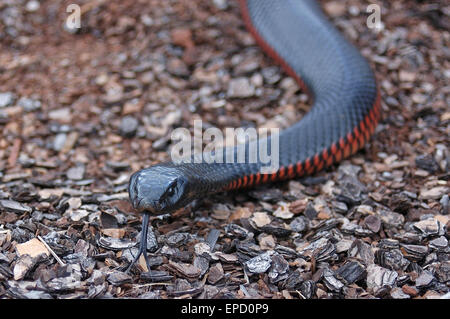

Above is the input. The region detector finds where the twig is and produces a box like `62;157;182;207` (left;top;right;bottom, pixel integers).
37;235;66;266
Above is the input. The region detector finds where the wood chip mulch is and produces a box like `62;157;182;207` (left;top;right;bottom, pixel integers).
0;0;449;299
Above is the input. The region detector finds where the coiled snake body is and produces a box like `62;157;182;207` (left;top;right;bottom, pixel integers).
126;0;380;272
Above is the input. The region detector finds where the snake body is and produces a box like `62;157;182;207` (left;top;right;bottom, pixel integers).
126;0;380;272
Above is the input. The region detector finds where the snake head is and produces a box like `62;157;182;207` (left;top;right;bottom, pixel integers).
128;165;189;214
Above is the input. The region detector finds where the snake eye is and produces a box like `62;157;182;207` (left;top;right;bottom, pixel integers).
167;185;176;196
163;181;177;199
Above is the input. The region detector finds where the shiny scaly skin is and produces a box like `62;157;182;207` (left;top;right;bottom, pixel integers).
125;0;380;272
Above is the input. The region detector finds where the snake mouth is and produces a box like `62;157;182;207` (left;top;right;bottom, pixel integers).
130;195;159;214
132;196;144;210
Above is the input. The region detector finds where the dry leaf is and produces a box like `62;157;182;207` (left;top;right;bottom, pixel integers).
16;238;50;258
251;212;271;227
229;207;252;221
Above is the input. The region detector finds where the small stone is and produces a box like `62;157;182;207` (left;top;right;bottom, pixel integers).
390;287;410;299
429;236;448;250
68;197;82;211
227;78;255;98
206;229;220;251
60;131;79;153
335;261;367;284
364;215;381;233
289;216;307;233
215;252;238;264
413;219;444;237
283;269;304;290
53;133;67;151
322;268;344;292
97;236;136;251
366;264;398;293
244;251;273;274
357;205;375;215
299;280;316;299
119;116;139;137
434;261;450;283
313;240;336;262
348;239;375;266
25;0;40;12
211;203;231;220
331;201;348;214
261;67;281;84
166;233;189;247
167;58;189;77
168;260;202;279
13;254;45;280
335;239;353;253
212;0;228;10
69;209;90;222
249;188;283;202
420;186;449;200
208;263;224;284
415;271;434;289
273;202;294;219
48;107;71;122
250;73;263;87
0;200;32;214
378;208;404;228
377;249;410;271
398;70;416;82
440;194;449;214
400;244;428;262
268;254;289;283
140;14;154;27
194;242;212;258
423;291;442;299
258;234;276;250
107;271;132;286
224;223;249;239
193;256;210;277
0;92;15;108
45;264;83;293
289;199;309;215
389;192;413;214
66;165;85;180
378;239;400;250
138;227;158;253
171;28;193;48
140;270;173;283
415;155;440;173
304;203;318;220
234;56;260;75
18;97;41;111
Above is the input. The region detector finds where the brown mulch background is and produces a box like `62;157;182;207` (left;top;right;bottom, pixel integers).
0;0;449;299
